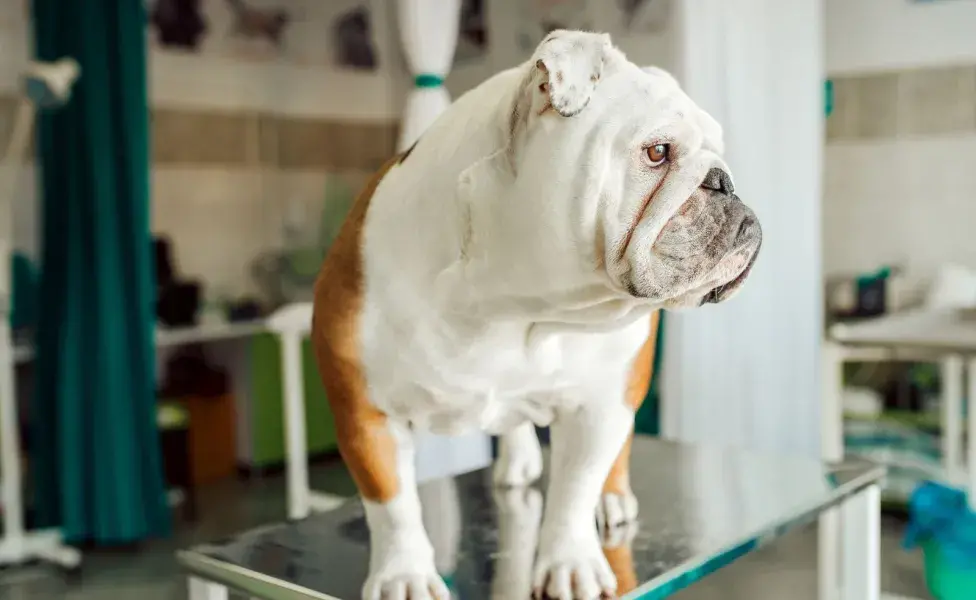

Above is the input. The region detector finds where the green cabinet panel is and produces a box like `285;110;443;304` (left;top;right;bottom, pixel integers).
247;333;339;467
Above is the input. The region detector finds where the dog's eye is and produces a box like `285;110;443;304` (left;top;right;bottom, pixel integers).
645;144;669;166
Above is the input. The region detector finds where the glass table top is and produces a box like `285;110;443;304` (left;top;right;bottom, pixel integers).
178;436;884;599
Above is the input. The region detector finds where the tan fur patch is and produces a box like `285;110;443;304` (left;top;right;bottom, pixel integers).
603;543;638;595
603;310;660;497
311;154;404;503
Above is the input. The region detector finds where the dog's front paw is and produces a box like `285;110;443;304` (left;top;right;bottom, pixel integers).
595;490;638;533
532;532;616;600
493;425;544;487
363;544;450;600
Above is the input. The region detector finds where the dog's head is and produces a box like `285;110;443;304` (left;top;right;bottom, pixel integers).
497;30;761;310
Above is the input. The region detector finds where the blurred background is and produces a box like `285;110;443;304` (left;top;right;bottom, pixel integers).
1;0;975;598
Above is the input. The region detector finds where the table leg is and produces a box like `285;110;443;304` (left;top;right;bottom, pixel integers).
818;507;841;600
941;355;963;479
841;484;881;600
821;342;845;462
819;341;845;600
279;331;310;521
967;357;976;510
188;577;229;600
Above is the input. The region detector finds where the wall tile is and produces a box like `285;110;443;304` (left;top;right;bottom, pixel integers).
272;118;397;170
258;113;279;167
152;108;256;166
7;94;397;171
822;137;976;279
151;168;272;298
151;168;375;299
826;77;859;141
896;65;976;136
853;73;899;139
272;117;338;169
0;95;34;158
828;63;976;142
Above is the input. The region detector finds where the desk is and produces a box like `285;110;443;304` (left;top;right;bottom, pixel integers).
178;437;885;600
13;319;270;362
825;309;976;505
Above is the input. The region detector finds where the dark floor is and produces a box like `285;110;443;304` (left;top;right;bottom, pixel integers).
0;460;932;600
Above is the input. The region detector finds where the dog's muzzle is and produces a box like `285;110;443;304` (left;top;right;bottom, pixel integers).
697;167;762;304
637;167;762;306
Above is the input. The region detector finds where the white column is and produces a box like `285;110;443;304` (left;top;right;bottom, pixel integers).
663;0;824;458
395;0;492;480
395;0;461;151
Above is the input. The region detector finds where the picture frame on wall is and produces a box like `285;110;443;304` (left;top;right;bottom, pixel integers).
617;0;672;34
454;0;488;65
333;4;378;70
516;0;590;53
147;0;382;73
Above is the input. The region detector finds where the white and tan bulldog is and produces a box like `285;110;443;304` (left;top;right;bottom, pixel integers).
312;30;762;600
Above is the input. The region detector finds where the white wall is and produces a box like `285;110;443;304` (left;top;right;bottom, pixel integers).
149;0;403;119
826;0;976;74
663;0;824;458
822;0;976;282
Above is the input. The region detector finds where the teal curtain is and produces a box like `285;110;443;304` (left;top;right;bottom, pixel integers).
31;0;171;543
634;312;665;436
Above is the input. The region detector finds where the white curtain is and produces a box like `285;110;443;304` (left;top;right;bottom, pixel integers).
395;0;462;151
663;0;824;459
394;0;493;482
665;0;824;547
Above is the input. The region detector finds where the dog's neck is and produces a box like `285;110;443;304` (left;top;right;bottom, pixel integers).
399;61;649;329
441;150;645;328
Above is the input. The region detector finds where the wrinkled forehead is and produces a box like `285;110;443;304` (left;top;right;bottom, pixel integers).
585;63;724;155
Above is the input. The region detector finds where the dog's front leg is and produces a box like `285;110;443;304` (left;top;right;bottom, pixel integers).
533;396;634;600
355;420;448;600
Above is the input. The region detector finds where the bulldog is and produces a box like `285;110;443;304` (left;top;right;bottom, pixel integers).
311;30;762;600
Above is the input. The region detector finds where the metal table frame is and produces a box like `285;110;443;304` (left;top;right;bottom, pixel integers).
821;308;976;600
180;439;885;600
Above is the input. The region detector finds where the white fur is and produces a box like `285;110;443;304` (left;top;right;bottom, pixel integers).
597;489;639;531
491;486;543;600
494;421;544;487
361;423;449;600
350;31;744;600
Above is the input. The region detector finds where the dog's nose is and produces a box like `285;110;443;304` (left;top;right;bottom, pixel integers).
700;167;734;195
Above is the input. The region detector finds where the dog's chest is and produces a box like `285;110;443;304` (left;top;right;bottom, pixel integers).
360;314;649;435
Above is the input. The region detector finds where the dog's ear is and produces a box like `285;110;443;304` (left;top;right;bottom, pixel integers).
531;30;612;117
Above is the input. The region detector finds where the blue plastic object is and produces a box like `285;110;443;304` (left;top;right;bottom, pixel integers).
903;481;976;599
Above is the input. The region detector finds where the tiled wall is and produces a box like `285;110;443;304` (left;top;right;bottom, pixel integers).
827;65;976;141
151;108;397;170
0;0;405;302
0;95;397;299
823;62;976;281
149;108;395;299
